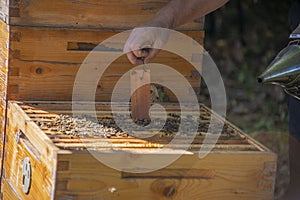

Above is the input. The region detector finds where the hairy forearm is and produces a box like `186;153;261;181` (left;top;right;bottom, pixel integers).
148;0;229;28
125;0;229;64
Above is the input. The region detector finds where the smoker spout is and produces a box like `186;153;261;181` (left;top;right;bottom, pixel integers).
258;44;300;86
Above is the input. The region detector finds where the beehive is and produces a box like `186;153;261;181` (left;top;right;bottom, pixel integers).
0;0;203;181
2;101;276;199
0;0;277;199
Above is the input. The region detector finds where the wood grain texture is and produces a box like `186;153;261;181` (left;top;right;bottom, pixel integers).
0;0;8;22
54;151;276;200
1;102;59;199
131;69;151;120
1;101;277;199
1;0;204;29
0;19;8;185
8;26;204;102
19;101;272;152
1;179;21;200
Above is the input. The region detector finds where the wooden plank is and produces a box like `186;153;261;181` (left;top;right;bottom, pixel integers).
3;103;59;199
2;102;277;199
8;26;204;102
3;101;59;199
122;168;216;179
9;26;204;63
50;137;250;146
0;0;8;22
8;56;201;79
1;179;21;200
2;134;53;199
8;77;199;102
17;101;267;152
131;68;151;120
0;18;8;185
55;143;163;149
54;150;276;200
22;101;191;112
54;143;258;152
52;138;155;144
4;0;204;30
7;102;59;159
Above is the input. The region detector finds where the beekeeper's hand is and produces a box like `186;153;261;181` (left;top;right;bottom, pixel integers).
124;23;169;64
124;0;228;64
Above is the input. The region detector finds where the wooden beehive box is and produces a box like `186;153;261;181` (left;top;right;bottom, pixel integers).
2;101;277;200
0;0;204;184
0;0;277;199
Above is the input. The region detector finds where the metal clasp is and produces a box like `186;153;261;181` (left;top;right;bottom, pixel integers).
22;157;32;194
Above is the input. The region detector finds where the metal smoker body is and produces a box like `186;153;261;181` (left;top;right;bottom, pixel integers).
258;40;300;100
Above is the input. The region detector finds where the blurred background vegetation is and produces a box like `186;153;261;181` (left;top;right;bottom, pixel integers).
202;1;300;198
203;0;296;133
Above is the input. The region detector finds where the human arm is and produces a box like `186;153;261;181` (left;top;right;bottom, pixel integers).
124;0;229;64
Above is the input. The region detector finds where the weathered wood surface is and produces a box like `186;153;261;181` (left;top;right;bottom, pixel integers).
1;102;59;199
8;26;204;102
131;68;151;120
18;101;270;151
54;151;276;200
0;0;204;29
1;101;277;199
0;0;8;23
0;19;8;183
18;100;272;154
1;179;20;200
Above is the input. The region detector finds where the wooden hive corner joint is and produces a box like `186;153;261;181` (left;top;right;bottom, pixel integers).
9;0;21;18
9;7;20;17
9;49;20;59
258;161;277;193
10;31;21;42
9;0;22;7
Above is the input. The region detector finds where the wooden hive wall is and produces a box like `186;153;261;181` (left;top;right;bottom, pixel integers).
0;0;203;29
0;0;206;197
0;101;277;200
0;19;9;180
7;26;204;102
0;0;205;103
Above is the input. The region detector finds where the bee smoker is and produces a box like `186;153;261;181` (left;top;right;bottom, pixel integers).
258;40;300;100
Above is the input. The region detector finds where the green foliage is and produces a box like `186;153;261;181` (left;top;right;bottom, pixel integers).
204;0;293;132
